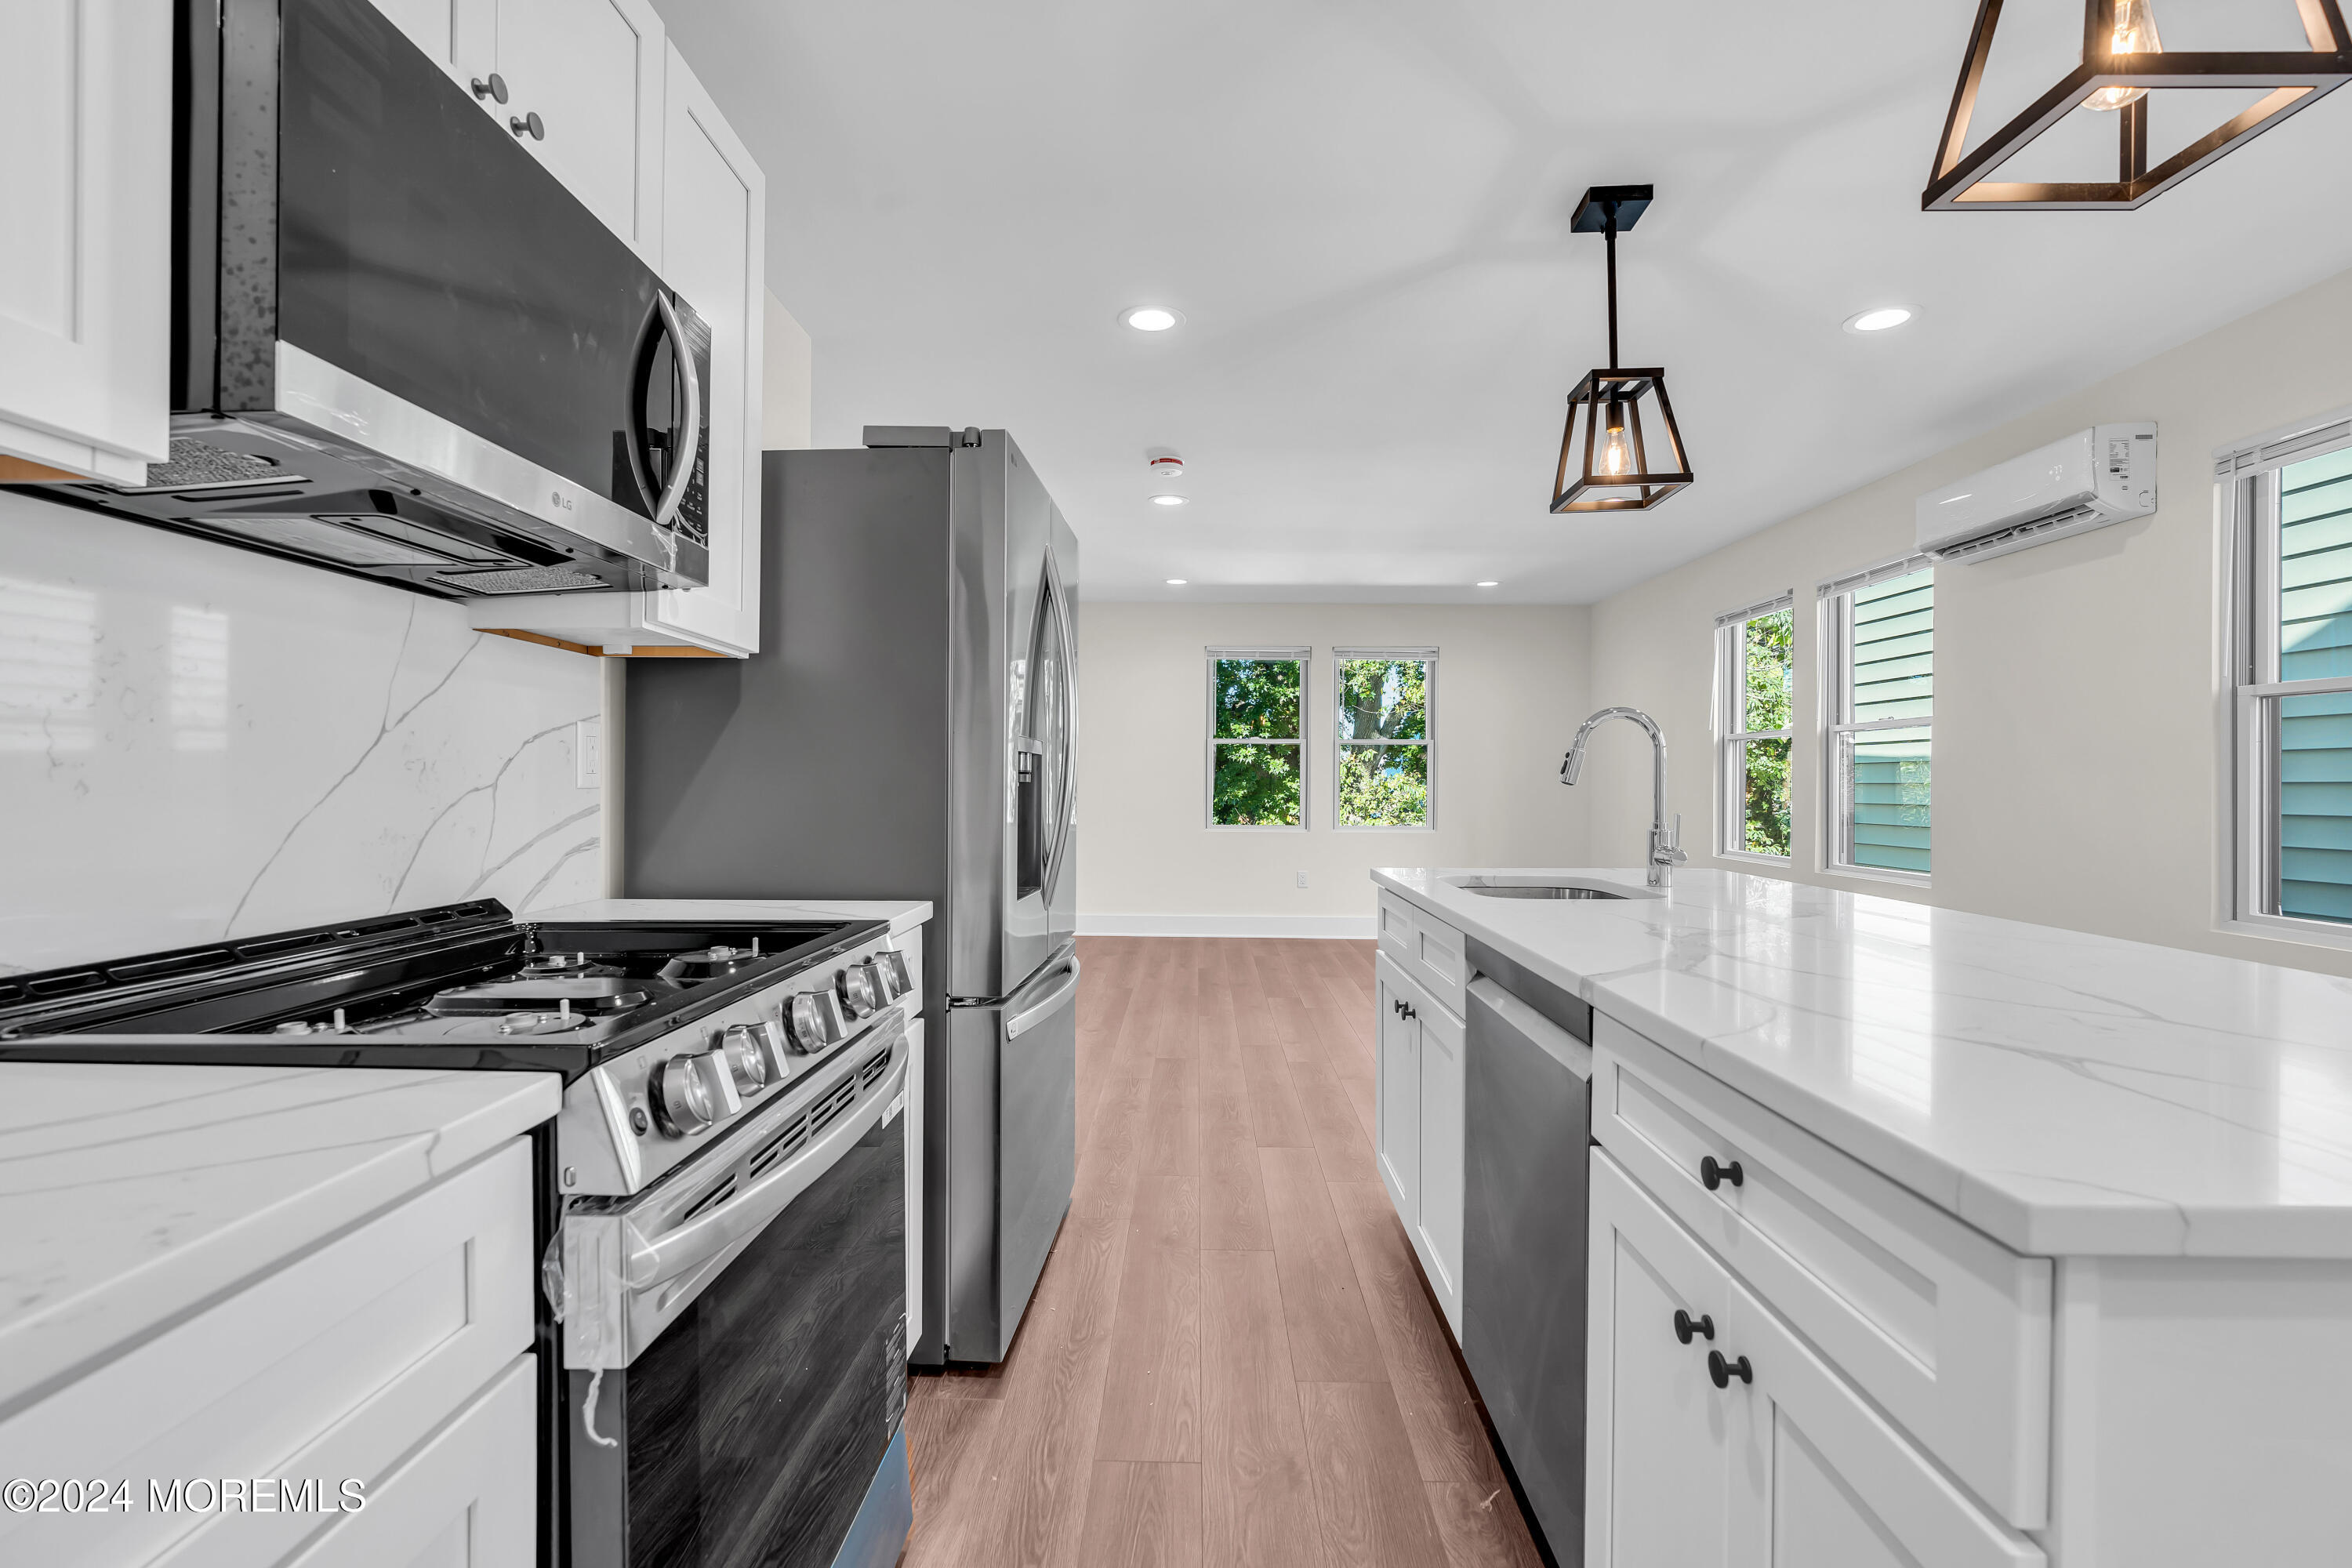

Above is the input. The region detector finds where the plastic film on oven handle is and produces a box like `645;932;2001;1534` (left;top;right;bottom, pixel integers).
617;1045;906;1294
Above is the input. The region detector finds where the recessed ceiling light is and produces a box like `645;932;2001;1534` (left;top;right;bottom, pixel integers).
1150;494;1187;506
1122;307;1181;332
1476;580;1500;588
1844;307;1915;334
1165;578;1188;586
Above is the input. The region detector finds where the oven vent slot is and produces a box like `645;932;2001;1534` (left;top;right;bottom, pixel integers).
748;1116;808;1178
682;1173;737;1221
808;1079;858;1135
859;1049;890;1090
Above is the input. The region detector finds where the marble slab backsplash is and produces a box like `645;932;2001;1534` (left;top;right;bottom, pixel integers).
0;492;604;975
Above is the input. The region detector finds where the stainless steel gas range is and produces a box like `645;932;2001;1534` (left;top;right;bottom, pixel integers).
0;898;923;1568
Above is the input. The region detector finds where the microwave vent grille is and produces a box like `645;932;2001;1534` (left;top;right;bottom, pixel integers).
434;566;612;595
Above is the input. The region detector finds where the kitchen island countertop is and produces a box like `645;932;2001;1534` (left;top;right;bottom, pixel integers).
1375;866;2352;1259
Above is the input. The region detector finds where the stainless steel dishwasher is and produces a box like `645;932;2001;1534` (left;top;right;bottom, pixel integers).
1463;939;1594;1565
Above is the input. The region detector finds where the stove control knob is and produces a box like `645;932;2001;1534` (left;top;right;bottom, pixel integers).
689;1048;745;1117
781;991;841;1054
648;1054;716;1138
837;964;878;1020
873;949;913;1000
741;1018;796;1079
720;1025;773;1094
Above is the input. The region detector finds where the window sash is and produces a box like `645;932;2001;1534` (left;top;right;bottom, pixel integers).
2229;424;2352;933
1207;653;1307;829
1333;653;1436;829
1820;566;1933;881
1715;603;1795;859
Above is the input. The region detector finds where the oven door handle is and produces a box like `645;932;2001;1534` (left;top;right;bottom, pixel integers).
619;1044;907;1294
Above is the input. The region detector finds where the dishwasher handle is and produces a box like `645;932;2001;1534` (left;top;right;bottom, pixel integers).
1466;975;1593;1080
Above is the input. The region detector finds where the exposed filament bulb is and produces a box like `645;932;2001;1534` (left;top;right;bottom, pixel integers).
1599;398;1632;477
2086;0;2161;111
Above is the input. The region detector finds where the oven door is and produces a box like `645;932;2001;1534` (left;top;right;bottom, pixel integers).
560;1019;910;1568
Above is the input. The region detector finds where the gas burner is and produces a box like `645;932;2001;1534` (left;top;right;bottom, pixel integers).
496;1010;592;1036
523;951;603;975
659;944;766;983
424;975;653;1018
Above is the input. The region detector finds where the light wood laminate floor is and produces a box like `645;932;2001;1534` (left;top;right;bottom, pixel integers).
903;937;1548;1568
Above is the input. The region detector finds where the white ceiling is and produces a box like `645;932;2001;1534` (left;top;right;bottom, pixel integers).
655;0;2352;603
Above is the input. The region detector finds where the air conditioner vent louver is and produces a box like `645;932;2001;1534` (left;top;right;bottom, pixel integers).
1929;502;2100;561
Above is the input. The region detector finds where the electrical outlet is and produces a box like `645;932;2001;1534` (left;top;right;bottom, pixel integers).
1296;870;1308;888
577;719;602;788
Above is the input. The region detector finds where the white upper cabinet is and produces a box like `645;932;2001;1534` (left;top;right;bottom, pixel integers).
370;0;492;87
0;0;169;485
368;0;663;265
459;24;768;657
492;0;665;261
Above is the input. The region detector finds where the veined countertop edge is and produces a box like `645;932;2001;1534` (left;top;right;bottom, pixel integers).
1372;866;2352;1261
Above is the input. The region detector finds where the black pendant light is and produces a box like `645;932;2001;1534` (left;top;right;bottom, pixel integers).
1924;0;2352;212
1551;184;1693;515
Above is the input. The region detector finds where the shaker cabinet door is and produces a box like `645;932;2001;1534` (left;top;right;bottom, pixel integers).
637;42;765;655
368;0;493;91
1722;1272;2043;1568
492;0;665;260
1415;992;1465;1334
1375;964;1421;1227
0;0;169;483
1587;1150;1738;1568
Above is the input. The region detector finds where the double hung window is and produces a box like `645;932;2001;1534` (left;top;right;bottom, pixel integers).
1334;649;1434;829
1715;597;1793;858
1207;648;1307;828
2227;416;2352;931
1822;558;1935;879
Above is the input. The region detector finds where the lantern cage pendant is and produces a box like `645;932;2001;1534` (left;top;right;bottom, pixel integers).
1923;0;2352;212
1551;184;1693;516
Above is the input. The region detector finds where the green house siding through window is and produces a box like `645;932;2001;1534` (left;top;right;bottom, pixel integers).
1850;570;1933;875
2277;447;2352;923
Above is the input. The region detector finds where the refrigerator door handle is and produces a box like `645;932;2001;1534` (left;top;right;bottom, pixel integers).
1004;954;1080;1040
1042;546;1079;902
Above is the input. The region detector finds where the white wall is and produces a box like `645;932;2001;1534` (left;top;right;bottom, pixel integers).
0;493;605;974
1076;602;1590;937
1585;263;2352;978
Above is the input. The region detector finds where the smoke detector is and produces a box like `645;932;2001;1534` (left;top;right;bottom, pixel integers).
1145;450;1185;481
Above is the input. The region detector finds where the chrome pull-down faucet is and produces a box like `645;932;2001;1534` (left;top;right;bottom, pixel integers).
1560;706;1685;889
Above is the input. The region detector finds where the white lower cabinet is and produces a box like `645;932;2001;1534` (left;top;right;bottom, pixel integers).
1588;1149;2042;1568
281;1354;537;1568
1375;951;1464;1337
0;1140;538;1568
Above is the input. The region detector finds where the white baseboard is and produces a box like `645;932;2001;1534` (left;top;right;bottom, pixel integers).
1077;912;1376;941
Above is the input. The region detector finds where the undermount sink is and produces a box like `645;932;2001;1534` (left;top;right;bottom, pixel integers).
1447;877;1639;901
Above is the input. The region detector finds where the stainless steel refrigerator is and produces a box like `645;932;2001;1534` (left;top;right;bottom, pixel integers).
623;426;1079;1365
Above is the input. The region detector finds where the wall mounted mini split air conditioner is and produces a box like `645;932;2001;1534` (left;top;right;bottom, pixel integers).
1915;423;2158;562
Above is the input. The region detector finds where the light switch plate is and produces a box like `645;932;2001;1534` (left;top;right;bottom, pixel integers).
1297;869;1308;887
577;719;602;788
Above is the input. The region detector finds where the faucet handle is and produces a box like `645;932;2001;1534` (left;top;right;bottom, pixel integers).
1657;813;1689;866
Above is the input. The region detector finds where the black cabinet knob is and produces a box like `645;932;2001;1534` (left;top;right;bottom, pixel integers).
471;72;508;103
1700;1155;1744;1191
1401;1004;1417;1021
511;111;546;141
1672;1309;1714;1345
1708;1350;1753;1389
1392;998;1405;1015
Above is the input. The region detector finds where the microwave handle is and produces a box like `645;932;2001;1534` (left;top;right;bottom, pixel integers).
612;1041;906;1294
652;292;703;532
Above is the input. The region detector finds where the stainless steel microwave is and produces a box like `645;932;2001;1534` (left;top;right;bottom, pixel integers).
10;0;710;597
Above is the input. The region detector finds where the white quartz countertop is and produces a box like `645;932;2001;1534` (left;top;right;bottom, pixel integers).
528;897;932;937
1374;867;2352;1260
0;1065;558;1416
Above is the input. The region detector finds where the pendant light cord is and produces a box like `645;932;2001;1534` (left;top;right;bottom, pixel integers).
1603;202;1620;370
